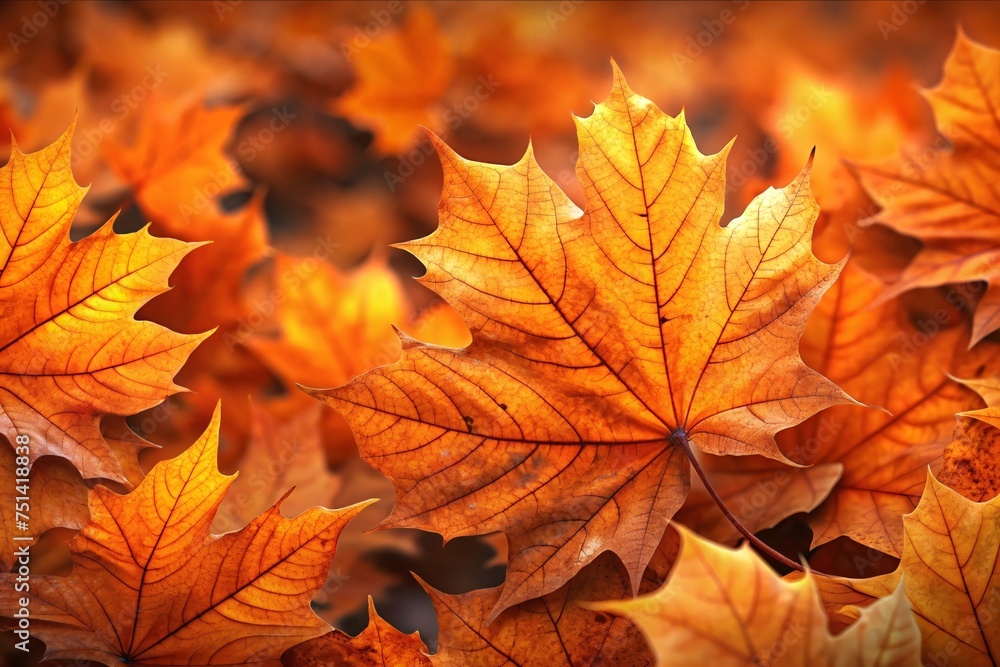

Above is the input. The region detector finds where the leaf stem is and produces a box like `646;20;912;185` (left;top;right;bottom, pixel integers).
670;429;806;574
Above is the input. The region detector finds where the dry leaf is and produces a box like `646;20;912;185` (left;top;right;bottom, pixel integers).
245;254;410;389
335;5;454;154
777;259;994;556
592;525;922;666
282;597;430;667
940;414;1000;502
310;65;855;618
0;403;372;666
423;552;655;666
856;30;1000;345
0;124;209;482
817;471;1000;667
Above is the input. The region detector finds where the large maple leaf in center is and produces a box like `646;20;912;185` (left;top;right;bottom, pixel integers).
310;65;856;618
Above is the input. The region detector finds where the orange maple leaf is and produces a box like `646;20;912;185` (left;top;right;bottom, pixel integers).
776;261;996;556
0;404;373;666
593;525;922;666
309;65;857;618
0;446;87;570
0;125;210;482
105;97;267;333
421;552;656;665
855;30;1000;345
245;254;412;389
282;597;430;667
335;4;454;154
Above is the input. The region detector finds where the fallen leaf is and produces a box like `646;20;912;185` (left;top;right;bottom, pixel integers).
310;65;855;618
282;596;430;667
212;401;342;534
591;525;922;667
423;551;655;666
777;260;993;556
816;471;1000;667
245;253;410;389
0;403;373;666
0;124;210;482
855;30;1000;345
335;4;454;154
105;98;247;222
143;199;269;334
0;445;88;570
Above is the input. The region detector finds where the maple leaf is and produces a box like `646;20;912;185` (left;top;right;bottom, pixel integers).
776;260;996;556
106;100;246;213
309;65;856;618
144;199;269;334
0;124;210;482
0;445;87;570
591;525;922;666
0;404;373;666
335;4;454;154
421;552;656;666
245;254;412;389
816;471;1000;667
212;401;343;534
282;596;430;666
106;98;267;334
855;30;1000;345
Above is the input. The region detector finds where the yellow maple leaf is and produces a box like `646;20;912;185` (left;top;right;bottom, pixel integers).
592;525;922;666
817;471;1000;667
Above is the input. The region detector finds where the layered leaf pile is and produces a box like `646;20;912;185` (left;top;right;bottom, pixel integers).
3;17;1000;667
